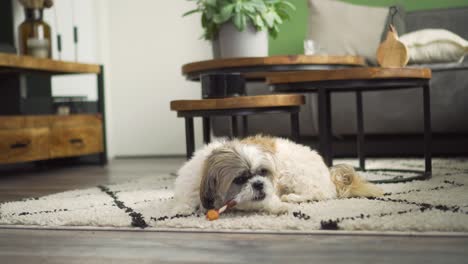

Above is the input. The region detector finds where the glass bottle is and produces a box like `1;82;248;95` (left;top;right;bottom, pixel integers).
18;8;52;58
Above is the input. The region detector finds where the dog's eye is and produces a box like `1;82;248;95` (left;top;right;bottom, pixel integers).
258;168;269;176
233;176;248;185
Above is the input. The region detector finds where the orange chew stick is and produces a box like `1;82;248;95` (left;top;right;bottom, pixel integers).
205;200;238;221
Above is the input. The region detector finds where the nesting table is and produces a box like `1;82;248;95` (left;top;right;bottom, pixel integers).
180;55;365;152
267;67;433;182
180;56;433;182
170;94;305;159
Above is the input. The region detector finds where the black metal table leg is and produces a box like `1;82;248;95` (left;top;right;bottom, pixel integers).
242;116;248;137
231;116;239;138
356;90;365;170
290;112;300;142
318;88;333;166
423;83;432;178
185;117;195;159
202;117;211;144
97;65;108;165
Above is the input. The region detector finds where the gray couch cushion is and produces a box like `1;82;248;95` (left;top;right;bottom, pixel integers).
406;8;468;39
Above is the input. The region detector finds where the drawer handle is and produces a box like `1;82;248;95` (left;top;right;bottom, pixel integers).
10;140;31;149
69;138;84;144
69;138;85;148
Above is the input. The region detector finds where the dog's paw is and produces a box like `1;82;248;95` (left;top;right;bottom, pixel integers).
281;193;324;203
281;193;304;203
269;202;290;214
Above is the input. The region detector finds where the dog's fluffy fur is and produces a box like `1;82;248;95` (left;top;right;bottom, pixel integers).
173;135;383;214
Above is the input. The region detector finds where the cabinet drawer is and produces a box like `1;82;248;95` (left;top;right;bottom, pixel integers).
0;128;50;164
50;125;103;158
0;116;50;130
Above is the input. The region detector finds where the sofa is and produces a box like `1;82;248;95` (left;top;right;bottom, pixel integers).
212;7;468;156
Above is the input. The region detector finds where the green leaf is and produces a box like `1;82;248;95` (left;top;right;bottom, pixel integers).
243;3;256;13
204;6;215;19
205;0;217;7
213;4;234;24
254;14;265;29
233;13;247;31
182;9;201;17
183;0;297;39
262;11;275;28
276;9;290;20
272;12;282;24
221;4;235;17
278;1;296;10
201;13;208;27
235;1;242;13
250;0;267;12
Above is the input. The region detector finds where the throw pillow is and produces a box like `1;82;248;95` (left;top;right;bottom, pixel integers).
400;29;468;64
307;0;405;65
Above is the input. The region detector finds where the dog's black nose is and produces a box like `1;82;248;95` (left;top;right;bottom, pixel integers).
202;196;215;210
252;181;264;190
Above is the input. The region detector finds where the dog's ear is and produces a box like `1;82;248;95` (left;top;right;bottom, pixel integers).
199;146;243;210
199;161;218;210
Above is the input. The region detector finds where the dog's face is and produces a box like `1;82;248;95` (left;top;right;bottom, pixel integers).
199;142;277;210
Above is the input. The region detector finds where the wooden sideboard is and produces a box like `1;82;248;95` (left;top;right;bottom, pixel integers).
0;53;107;165
0;115;103;164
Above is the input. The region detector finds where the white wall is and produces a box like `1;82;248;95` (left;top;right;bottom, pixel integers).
107;0;212;156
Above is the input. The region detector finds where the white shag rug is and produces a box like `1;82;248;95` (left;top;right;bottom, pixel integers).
1;158;467;233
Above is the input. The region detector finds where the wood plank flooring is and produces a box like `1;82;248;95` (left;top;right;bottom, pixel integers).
1;229;467;264
0;157;184;202
0;158;467;263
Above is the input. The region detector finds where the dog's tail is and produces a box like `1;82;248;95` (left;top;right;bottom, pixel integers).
330;164;383;198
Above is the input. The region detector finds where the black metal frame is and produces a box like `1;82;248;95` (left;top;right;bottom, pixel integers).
97;65;108;165
271;78;432;183
176;106;301;159
0;0;16;54
186;64;356;82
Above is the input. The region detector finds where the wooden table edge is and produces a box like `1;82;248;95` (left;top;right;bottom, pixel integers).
170;94;305;111
0;53;101;74
266;67;432;84
182;55;366;75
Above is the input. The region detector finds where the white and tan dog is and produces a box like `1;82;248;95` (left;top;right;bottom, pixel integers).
173;135;383;214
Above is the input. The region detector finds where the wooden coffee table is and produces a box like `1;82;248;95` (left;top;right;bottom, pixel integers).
182;55;365;81
267;67;433;183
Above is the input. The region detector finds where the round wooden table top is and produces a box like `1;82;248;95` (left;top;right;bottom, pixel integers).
267;67;432;85
170;94;305;111
182;55;366;81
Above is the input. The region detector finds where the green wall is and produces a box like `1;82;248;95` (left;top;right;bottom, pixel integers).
269;0;468;55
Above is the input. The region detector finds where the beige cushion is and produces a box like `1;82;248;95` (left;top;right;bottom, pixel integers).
307;0;403;64
400;29;468;64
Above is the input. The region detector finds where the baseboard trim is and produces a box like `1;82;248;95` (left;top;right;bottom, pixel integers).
115;155;186;160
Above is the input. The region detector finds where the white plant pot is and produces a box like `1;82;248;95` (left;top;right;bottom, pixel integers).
214;23;268;58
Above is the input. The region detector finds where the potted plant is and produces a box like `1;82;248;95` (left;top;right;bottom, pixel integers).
183;0;295;58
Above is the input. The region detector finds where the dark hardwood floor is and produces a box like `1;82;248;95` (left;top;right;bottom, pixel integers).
0;158;467;263
0;157;184;202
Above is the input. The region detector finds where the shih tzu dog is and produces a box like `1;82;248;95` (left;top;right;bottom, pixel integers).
173;135;383;214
